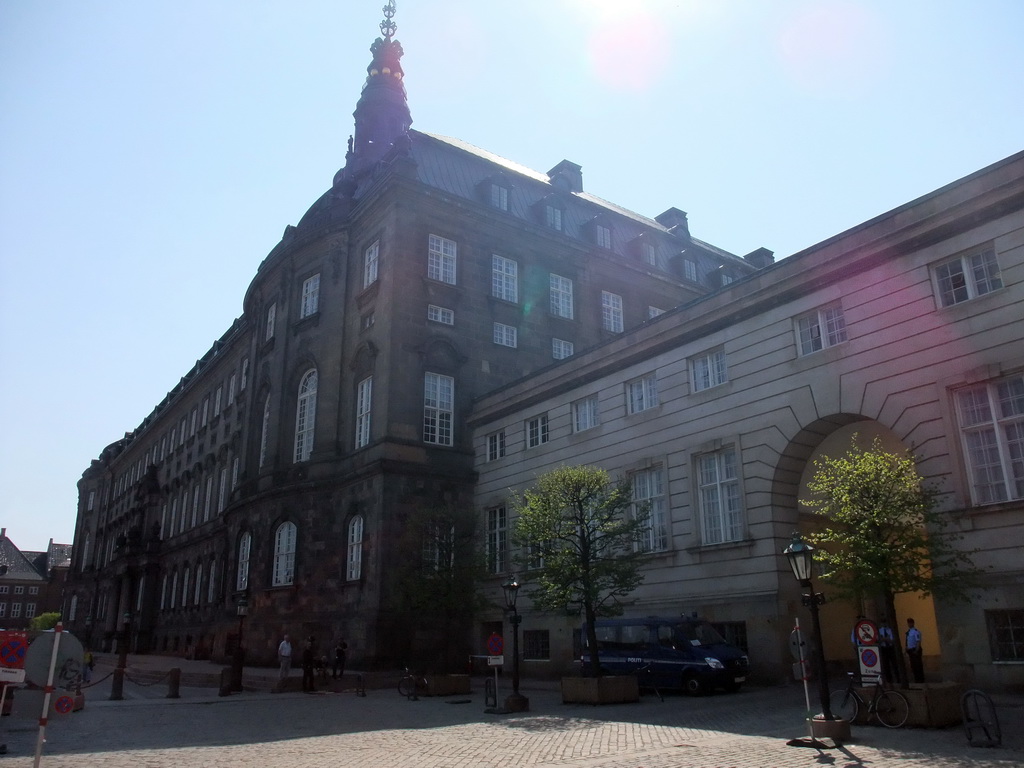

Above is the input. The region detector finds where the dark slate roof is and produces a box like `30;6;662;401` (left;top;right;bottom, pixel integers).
0;534;46;582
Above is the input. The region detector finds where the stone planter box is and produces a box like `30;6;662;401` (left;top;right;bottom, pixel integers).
425;674;471;696
561;675;640;704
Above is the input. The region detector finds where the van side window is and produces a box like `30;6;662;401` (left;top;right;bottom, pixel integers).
657;625;675;649
620;625;647;650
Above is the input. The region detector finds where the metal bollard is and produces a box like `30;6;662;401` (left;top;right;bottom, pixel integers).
109;668;125;701
167;667;181;699
355;673;366;697
218;667;233;697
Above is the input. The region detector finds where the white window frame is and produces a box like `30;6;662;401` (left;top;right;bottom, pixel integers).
632;467;667;552
595;223;611;249
492;255;518;303
237;532;251;591
955;374;1024;505
552;338;573;360
265;302;277;341
545;205;562;231
272;521;297;587
218;467;228;512
427;304;454;325
550;274;573;319
207;558;217;604
692;348;727;391
683;259;697;282
526;414;549;448
259;393;271;468
487;430;506;462
300;273;320;318
428;234;457;285
698;448;743;545
934;246;1002;307
627;374;659;414
486;506;507;574
423;372;454;446
602;291;623;333
797;304;848;356
214;386;223;417
346;516;363;581
490;184;509;211
294;369;318;462
363;240;379;288
355;376;372;449
573;395;600;432
493;322;517;348
642;242;656;266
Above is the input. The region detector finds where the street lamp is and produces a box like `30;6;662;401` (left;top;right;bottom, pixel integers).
783;533;834;722
230;594;249;692
110;610;131;701
501;574;529;712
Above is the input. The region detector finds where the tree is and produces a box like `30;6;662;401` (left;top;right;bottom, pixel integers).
30;612;61;631
802;435;984;682
513;465;649;677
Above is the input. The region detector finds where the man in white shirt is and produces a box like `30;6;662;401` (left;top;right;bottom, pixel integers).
278;634;293;679
905;618;924;683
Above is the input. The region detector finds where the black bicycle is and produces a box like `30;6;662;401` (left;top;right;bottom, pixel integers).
829;672;909;728
397;667;428;699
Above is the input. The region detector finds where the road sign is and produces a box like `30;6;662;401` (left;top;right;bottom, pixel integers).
487;655;504;667
486;633;504;655
789;627;808;661
53;695;75;715
854;619;879;646
24;630;84;689
0;631;28;668
859;646;881;681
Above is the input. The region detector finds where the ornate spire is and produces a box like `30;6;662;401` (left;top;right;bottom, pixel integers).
346;1;412;175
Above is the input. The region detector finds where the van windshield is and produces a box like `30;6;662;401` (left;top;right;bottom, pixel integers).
673;622;727;647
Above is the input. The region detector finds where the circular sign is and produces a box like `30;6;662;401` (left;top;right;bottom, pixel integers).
789;628;808;660
854;619;878;646
486;633;504;655
53;695;75;715
24;630;85;689
860;648;879;668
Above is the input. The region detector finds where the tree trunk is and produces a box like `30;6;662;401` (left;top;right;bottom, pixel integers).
884;592;908;686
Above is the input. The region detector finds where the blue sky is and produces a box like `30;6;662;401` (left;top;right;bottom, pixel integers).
1;0;1021;552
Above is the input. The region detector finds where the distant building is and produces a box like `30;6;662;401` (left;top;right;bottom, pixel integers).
0;529;72;629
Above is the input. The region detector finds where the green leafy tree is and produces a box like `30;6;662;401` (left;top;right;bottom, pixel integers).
513;465;649;677
30;612;61;631
802;436;983;681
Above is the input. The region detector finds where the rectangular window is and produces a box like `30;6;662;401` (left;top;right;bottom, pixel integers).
428;234;457;284
240;358;249;391
423;372;454;446
204;476;214;522
692;348;727;391
227;374;237;406
523;629;551;660
955;374;1024;504
218;467;228;512
427;304;454;325
698;448;743;544
0;604;5;618
797;304;848;355
595;224;611;249
265;302;277;341
363;240;379;288
492;255;518;303
545;205;562;231
487;430;506;461
87;490;95;511
935;246;1002;307
14;586;24;595
486;506;507;574
355;376;373;449
361;312;374;330
11;603;21;618
490;184;508;211
493;323;517;348
232;456;240;489
190;408;198;435
602;291;623;333
25;603;37;619
552;338;573;360
526;414;549;448
573;395;600;432
300;273;320;318
201;397;210;427
627;374;659;414
642;242;656;266
550;274;574;319
684;259;698;282
986;609;1024;661
214;386;223;417
632;467;667;552
28;586;39;595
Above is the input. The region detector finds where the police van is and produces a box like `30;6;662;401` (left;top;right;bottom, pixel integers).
580;616;749;694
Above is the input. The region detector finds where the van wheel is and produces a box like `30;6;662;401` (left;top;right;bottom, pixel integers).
683;675;706;696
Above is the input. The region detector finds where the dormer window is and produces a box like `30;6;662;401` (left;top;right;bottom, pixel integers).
478;174;512;212
490;184;509;211
545;204;563;231
596;224;611;249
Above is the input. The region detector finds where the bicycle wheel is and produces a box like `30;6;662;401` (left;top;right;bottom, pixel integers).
875;690;910;728
829;688;859;723
398;676;416;698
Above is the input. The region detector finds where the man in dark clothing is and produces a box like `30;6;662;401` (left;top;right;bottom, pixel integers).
302;637;316;692
333;640;348;680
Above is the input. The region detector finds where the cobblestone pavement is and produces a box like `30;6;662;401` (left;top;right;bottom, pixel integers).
2;673;1021;768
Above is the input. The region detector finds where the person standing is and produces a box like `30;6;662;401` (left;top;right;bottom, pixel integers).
906;618;924;683
278;634;293;679
301;637;316;692
333;640;348;680
877;618;897;683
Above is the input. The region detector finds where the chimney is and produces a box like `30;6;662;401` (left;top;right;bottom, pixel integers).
743;247;775;268
547;160;583;193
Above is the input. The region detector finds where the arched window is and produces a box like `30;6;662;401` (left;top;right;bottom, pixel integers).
181;566;191;608
273;521;297;586
170;570;179;609
346;515;363;581
294;370;318;462
207;558;217;604
193;562;203;605
259;393;271;467
236;532;251;591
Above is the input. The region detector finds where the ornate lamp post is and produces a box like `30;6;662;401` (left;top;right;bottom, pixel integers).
110;611;131;701
230;594;249;692
501;574;529;712
783;533;834;722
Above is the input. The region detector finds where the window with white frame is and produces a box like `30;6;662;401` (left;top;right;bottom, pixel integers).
191;485;201;527
552;338;573;360
218;466;228;512
428;234;456;284
363;240;379;288
14;586;24;595
934;246;1002;307
201;397;210;427
272;521;297;586
0;603;6;618
25;602;37;619
346;516;363;580
595;223;611;249
300;273;320;318
955;374;1024;504
355;376;372;449
797;304;848;356
204;476;214;522
683;259;697;282
987;609;1024;661
493;322;517;347
190;407;198;435
641;242;657;266
240;358;249;391
427;304;454;325
627;373;659;414
545;204;563;231
265;302;277;341
486;505;507;573
11;603;21;618
632;467;667;552
214;386;223;417
260;394;271;468
550;274;573;319
193;562;203;605
423;372;454;445
228;373;237;406
294;369;318;462
526;414;549;448
602;291;623;333
492;255;518;303
487;430;506;461
490;184;509;211
692;348;727;391
573;395;600;432
698;448;743;544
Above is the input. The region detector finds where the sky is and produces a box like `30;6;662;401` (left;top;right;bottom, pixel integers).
1;0;1022;553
